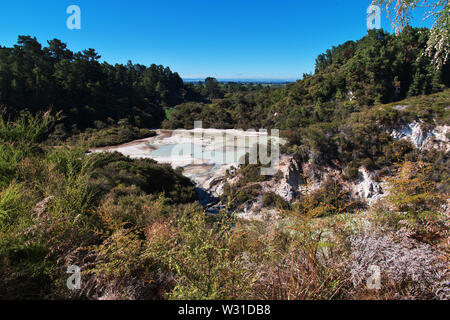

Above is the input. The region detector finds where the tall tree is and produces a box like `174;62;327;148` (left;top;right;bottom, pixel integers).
204;77;223;99
373;0;449;68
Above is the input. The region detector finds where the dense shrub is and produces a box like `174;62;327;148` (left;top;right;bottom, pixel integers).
63;125;157;148
0;111;198;299
262;192;290;210
88;152;198;204
293;177;363;218
350;229;446;300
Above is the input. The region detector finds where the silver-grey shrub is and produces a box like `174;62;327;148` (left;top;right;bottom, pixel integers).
350;229;447;299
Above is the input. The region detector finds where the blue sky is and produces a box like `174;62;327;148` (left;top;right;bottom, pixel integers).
0;0;434;80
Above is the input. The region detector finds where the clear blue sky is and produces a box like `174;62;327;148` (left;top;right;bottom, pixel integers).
0;0;433;80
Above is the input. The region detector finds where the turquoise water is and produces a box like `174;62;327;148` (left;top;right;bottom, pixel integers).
149;144;182;157
149;142;248;165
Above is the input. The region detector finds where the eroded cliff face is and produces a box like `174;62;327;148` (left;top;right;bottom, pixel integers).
228;158;387;220
391;121;449;153
349;168;384;204
262;155;303;202
92;123;448;219
273;162;384;204
229;121;449;219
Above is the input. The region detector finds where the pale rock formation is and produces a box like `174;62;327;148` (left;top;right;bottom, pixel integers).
349;168;384;204
391;121;449;152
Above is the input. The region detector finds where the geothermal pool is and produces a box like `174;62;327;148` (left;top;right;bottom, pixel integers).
91;128;285;200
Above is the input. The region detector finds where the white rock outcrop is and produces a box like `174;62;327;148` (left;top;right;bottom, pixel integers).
272;156;303;202
350;168;384;204
391;121;449;152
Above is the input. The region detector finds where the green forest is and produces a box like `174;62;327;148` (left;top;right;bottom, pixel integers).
0;23;449;300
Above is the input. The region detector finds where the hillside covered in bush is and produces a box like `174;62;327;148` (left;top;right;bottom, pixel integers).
164;28;449;131
0;109;448;300
0;24;449;300
0;36;203;134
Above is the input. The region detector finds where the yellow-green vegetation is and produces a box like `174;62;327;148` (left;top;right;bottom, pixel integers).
382;161;448;243
293;177;363;218
0;111;197;299
0;111;447;300
381;88;450;125
0;27;449;300
165;108;175;121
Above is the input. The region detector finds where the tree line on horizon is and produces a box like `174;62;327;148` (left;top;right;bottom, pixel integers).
165;27;450;130
1;26;449;145
0;36;206;134
0;36;264;138
164;27;449;193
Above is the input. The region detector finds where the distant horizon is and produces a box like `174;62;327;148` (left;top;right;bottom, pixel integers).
182;77;298;83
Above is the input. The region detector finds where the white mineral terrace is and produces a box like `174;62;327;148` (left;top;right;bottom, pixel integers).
91;129;286;194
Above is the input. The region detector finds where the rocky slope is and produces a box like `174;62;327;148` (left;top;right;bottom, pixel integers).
222;121;449;219
91;122;449;219
391;121;449;153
